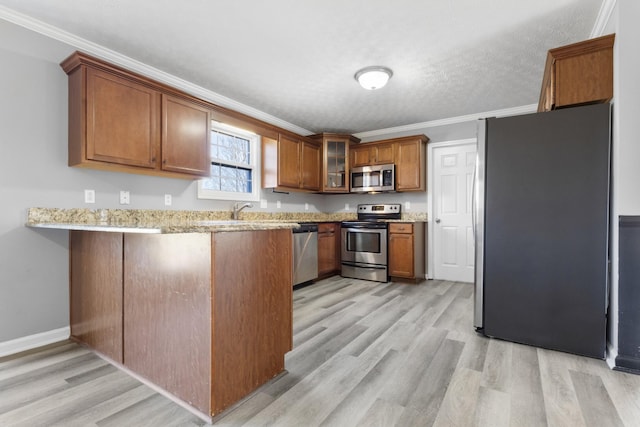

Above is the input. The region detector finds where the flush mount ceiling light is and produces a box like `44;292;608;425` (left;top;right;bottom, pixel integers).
354;66;393;90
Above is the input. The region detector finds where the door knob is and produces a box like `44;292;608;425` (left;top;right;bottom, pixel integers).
435;218;441;223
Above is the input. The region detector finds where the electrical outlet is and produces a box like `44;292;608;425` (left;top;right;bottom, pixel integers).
260;199;267;209
345;203;350;211
164;194;172;206
119;190;130;205
405;201;411;210
276;200;281;209
305;203;309;211
84;189;95;204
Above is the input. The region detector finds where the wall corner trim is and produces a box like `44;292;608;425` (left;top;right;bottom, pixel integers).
0;327;70;358
591;0;617;38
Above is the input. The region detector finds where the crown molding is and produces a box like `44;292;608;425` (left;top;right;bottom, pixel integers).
0;6;312;136
353;104;538;139
591;0;617;38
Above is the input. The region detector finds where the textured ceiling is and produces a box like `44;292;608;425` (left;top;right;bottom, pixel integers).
0;0;604;135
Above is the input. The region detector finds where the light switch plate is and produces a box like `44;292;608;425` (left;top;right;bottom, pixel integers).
345;203;350;211
305;203;309;211
276;200;281;209
260;199;267;209
405;201;411;210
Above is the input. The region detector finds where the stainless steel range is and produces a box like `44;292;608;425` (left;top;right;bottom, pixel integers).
341;203;401;282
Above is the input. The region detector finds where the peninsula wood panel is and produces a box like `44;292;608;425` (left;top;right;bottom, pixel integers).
211;229;293;415
69;231;124;363
123;233;212;415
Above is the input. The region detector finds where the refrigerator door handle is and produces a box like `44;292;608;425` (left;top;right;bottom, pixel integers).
471;163;476;237
473;119;486;331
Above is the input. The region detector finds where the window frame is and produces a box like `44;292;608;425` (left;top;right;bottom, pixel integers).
197;121;261;202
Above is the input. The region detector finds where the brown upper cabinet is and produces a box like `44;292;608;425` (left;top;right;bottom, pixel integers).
61;51;211;179
350;135;428;192
538;34;615;112
262;134;321;192
161;95;211;176
351;141;395;168
395;135;428;192
309;133;360;193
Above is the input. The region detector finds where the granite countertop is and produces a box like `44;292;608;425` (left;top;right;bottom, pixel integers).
25;207;428;234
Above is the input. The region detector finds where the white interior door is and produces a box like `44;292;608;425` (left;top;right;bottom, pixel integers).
432;143;476;282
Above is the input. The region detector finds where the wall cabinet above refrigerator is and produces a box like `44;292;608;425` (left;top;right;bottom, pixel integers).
538;34;614;112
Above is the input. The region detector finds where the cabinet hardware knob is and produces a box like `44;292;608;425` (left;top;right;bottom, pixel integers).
435;218;441;223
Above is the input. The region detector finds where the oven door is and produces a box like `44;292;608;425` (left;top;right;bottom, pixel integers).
341;226;387;266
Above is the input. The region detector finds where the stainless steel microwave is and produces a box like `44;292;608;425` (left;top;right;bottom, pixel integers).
350;164;395;193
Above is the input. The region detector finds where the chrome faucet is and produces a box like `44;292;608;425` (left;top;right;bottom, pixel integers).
232;202;253;220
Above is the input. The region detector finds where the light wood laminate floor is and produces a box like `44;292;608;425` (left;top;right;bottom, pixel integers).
1;277;639;426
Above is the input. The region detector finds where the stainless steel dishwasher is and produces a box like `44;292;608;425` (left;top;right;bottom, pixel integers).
292;223;318;286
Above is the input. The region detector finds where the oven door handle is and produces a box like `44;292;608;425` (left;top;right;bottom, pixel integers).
341;261;386;270
342;225;387;231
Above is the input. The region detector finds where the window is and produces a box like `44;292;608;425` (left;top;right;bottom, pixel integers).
197;122;260;201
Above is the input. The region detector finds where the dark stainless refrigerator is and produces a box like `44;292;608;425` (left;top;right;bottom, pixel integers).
473;103;611;359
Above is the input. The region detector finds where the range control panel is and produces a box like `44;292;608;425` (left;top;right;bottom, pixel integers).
356;204;402;220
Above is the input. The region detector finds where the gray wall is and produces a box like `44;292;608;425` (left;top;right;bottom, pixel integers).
1;48;73;341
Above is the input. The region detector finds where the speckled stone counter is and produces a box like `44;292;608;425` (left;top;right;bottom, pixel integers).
26;207;427;233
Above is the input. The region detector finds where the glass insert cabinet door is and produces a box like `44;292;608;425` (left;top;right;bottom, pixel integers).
326;140;347;190
310;133;360;193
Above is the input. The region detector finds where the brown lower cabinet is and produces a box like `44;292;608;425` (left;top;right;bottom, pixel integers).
388;222;426;281
317;222;341;278
69;229;293;418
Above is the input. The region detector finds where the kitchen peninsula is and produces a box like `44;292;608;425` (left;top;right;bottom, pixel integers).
27;208;299;420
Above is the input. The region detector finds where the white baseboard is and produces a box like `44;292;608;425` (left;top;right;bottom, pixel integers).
0;327;70;358
606;341;618;369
